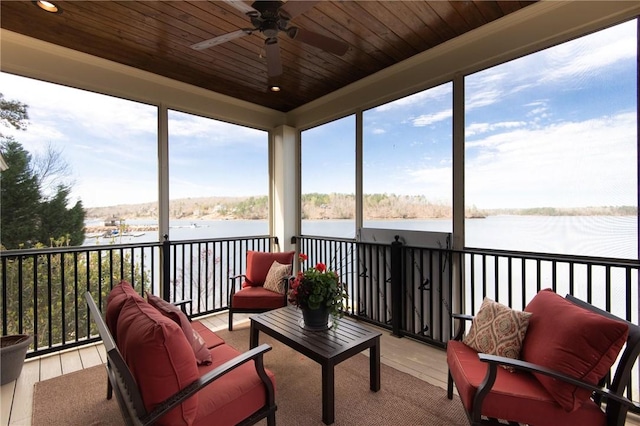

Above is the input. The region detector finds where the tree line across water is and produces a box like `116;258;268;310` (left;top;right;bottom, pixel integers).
86;193;636;223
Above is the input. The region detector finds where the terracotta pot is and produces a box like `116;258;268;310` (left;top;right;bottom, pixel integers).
1;334;33;385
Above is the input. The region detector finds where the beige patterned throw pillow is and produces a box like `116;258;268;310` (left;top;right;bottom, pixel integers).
263;261;292;294
462;297;532;371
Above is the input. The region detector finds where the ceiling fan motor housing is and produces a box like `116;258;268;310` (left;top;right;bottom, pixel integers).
250;0;290;37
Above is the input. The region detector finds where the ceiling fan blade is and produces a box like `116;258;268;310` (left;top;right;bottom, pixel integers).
288;27;349;56
279;1;319;19
191;29;252;50
222;0;258;16
264;38;283;77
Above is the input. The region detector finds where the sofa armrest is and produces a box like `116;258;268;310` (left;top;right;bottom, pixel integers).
477;353;640;411
142;343;274;425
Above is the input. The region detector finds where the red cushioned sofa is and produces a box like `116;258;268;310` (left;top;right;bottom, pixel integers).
87;281;276;426
446;289;640;426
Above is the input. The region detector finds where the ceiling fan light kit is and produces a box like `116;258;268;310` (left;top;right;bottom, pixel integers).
191;0;349;83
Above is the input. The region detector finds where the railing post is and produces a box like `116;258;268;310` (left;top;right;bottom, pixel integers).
162;234;171;301
391;235;404;337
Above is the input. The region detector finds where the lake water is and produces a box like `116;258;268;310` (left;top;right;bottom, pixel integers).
84;215;638;260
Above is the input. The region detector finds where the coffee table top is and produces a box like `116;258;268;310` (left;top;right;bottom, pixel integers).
250;306;382;364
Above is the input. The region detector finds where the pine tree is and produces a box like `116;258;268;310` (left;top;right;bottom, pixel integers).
0;94;86;249
37;185;85;246
0;140;41;248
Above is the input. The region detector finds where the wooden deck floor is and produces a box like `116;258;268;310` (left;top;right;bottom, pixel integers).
1;312;638;425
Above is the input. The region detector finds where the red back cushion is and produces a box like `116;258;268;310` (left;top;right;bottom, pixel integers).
244;251;295;287
521;289;628;412
117;297;199;426
146;293;212;365
105;280;145;342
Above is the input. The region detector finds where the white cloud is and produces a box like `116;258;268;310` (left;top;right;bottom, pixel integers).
168;110;265;146
412;109;452;127
465;112;636;208
404;166;452;202
539;24;636;85
371;128;386;135
73;174;157;207
374;83;451;112
465;87;504;110
466;120;527;137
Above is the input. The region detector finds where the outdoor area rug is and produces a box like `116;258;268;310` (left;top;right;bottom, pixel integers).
32;325;466;425
32;365;120;426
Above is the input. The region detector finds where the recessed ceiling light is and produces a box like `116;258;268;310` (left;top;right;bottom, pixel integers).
269;85;281;92
33;1;62;14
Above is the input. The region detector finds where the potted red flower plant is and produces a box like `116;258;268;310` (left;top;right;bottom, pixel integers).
288;253;347;330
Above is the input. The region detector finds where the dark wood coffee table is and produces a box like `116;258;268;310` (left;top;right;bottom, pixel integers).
249;306;382;425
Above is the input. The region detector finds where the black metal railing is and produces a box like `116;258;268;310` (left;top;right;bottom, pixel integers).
297;235;459;346
297;236;639;342
0;235;275;358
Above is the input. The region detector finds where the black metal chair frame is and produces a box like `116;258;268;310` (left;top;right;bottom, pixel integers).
85;292;277;426
447;294;640;426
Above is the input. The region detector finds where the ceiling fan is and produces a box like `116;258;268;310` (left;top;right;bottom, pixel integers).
190;0;349;78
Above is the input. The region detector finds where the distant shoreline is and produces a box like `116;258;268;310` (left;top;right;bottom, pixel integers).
84;212;637;234
85;195;636;223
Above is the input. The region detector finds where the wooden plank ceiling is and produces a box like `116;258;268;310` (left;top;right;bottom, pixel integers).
1;1;536;112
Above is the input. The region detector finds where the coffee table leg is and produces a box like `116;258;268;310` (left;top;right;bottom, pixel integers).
370;336;381;391
249;321;259;349
321;362;335;425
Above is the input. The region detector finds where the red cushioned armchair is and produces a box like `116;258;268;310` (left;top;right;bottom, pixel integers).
446;290;640;426
228;250;295;330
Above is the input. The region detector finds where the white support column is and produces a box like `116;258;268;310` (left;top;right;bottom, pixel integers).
158;104;170;242
272;125;298;252
355;111;363;231
158;103;170;299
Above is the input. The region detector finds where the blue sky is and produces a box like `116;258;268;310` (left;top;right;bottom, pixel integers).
304;18;636;210
1;19;637;210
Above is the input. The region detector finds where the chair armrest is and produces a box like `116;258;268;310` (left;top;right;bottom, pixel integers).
450;313;473;341
477;353;640;411
172;299;192;318
142;343;274;425
452;313;473;321
228;274;248;297
230;274;247;281
283;275;294;293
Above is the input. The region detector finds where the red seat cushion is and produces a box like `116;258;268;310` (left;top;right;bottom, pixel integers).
522;289;628;412
105;280;145;342
243;251;295;287
193;344;276;426
447;340;606;426
232;286;287;309
191;321;225;349
116;297;199;426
